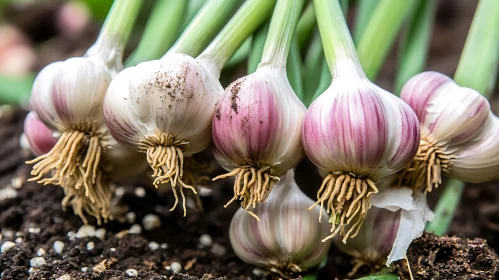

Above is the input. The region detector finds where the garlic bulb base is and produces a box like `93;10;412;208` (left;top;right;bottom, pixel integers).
26;127;111;224
399;137;453;193
313;172;378;242
139;132;197;216
214;164;279;221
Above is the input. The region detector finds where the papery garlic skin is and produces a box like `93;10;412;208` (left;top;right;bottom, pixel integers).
334;207;400;274
450;113;499;183
302;70;420;241
212;65;306;216
335;187;434;274
24;112;58;157
400;71;492;192
104;53;222;214
230;170;331;274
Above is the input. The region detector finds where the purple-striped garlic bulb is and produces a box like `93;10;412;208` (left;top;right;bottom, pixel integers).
303;0;420;242
212;0;306;218
230;170;331;276
24;111;58;157
334;187;433;275
450;113;499;183
399;71;493;193
302;74;420;241
212;67;306;218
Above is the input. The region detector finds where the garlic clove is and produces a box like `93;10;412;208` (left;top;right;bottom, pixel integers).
450;113;499;183
212;67;306;218
23;112;58;157
229;170;331;275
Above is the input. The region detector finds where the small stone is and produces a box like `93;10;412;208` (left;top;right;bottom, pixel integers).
126;212;136;224
142;214;161;231
198;186;213;197
37;248;46;256
134;187;146;198
160;243;168;249
20;133;30;151
170;262;182;272
30;257;46;268
199;234;213;247
148;241;159;251
129;224;142;234
86;242;95;251
15;237;22;243
252;268;265;277
67;231;76;241
115;186;125;197
53;241;64;254
126;269;138;277
0;187;17;201
1;241;16;253
95;228;106;240
28;227;40;234
186;197;195;209
11;177;23;188
81;267;89;273
28;267;36;274
110;248;116;252
211;243;226;256
76;225;96;238
57;274;71;280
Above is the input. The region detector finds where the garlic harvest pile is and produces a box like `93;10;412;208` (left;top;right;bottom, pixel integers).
302;0;420;241
104;0;276;215
399;71;495;193
26;0;143;223
230;170;331;276
334;187;433;275
24;112;58;157
212;0;306;219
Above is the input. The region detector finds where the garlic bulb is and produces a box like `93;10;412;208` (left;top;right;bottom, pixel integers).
212;0;305;218
230;170;331;276
104;0;275;215
24;112;58;157
399;71;493;192
450;113;499;183
104;53;220;212
26;0;142;223
302;0;420;241
335;187;434;274
212;66;306;217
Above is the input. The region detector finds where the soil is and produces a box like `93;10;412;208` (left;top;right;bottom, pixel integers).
396;233;499;280
2;0;499;279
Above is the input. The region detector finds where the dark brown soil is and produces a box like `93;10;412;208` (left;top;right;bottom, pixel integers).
396;233;499;280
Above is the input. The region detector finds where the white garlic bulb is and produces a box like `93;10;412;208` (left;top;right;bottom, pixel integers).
230;170;331;275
